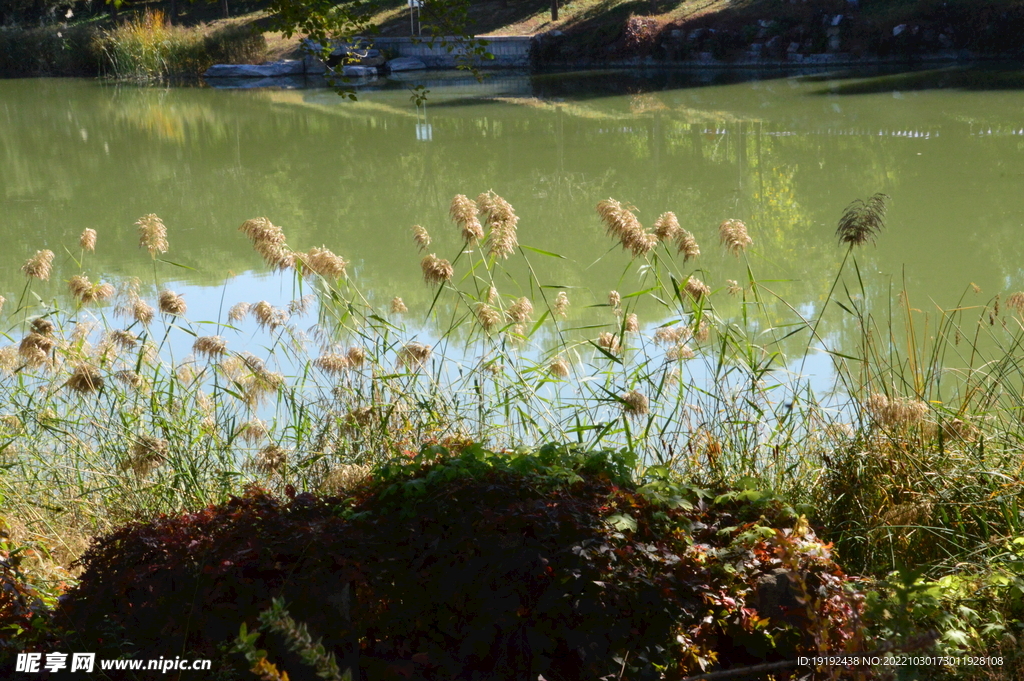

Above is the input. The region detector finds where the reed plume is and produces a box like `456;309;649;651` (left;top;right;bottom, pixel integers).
625;313;639;334
653;212;680;241
684;277;710;302
68;275;115;304
347;346;366;368
475;303;503;333
553;291;569;319
288;294;316;317
727;280;742;296
66;364;103;394
676;230;700;262
19;333;55;366
0;347;18;376
390;297;408;314
136;214;168;258
158;290;186;316
31;318;54;336
596;332;620;354
193;336;227;359
864;393;928;428
253;444;288;475
124;436;168;477
597;198;656;257
654;326;689;345
479;191;519;260
236;419;268;445
421;255;454;286
313;352;350;375
79;228;97;252
252;301;288;331
21;250;54;281
621;390;649;417
719;219;752;256
548;356;570;378
667;343;695;360
412;225;431;252
1007;291;1024;316
239;218;293;270
108;330;138;350
228;302;251;323
398;342;432;369
451;195;484;244
837;193;889;247
507;297;533;324
297;247;348;279
131;299;155;325
608;290;621;311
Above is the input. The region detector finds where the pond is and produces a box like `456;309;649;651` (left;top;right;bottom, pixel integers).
3;66;1024;422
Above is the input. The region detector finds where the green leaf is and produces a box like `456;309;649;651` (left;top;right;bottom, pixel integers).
606;513;637;532
520;245;566;259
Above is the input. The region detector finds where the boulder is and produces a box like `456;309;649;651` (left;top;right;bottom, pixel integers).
387;57;427;72
203;61;305;78
339;64;378;77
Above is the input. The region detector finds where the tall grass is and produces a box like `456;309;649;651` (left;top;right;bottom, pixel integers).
1;193;1022;616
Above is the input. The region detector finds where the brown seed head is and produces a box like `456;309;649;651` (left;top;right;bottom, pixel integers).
398;342;432;370
451;195;484;244
297;246;348;279
228;302;251;323
239;218;292;270
864;393;928;428
68;275;114;304
31;318;55;336
288;294;315;317
21;250;54;281
19;333;56;364
252;301;288;330
80;228;97;252
158;290;186;316
132;299;155;325
136;214;169;258
475;303;503;333
66;364;103;394
479;191;519;260
507;297;533;324
1007;292;1024;315
421;254;454;286
676;230;700;262
653;212;680;241
193;335;227;359
548;356;570;378
719;219;752;256
125;436;168;477
727;280;742;296
314;352;350;375
0;347;18;376
608;290;621;311
390;297;408;314
654;326;689;345
108;330;138;350
667;343;695;361
596;332;620;354
412;225;431;252
236;419;268;445
113;369;145;390
684;277;710;302
597;199;655;257
625;313;639;334
347;345;367;368
253;444;288;475
621;389;649;417
837;193;888;247
553;291;569;319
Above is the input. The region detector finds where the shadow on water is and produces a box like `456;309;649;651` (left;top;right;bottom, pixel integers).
802;63;1024;95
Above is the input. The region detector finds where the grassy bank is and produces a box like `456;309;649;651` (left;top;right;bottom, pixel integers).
0;194;1022;675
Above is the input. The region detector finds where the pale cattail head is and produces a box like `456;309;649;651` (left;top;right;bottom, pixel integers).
66;364;103;394
421;254;454;286
239;218;293;270
836;193;888;247
158;290;186;316
608;290;621;311
596;332;620;354
624;313;639;334
553;291;569;319
475;303;503;333
398;342;432;370
390;297;408;314
136;214;168;258
124;436;168;477
79;228;97;252
296;247;348;279
228;302;251;323
412;225;431;252
193;336;227;359
252;301;288;331
676;230;700;262
719;219;752;256
313;352;350;375
252;444;288;475
621;390;649;417
347;345;367;368
68;275;114;304
684;277;710;302
21;250;54;281
548;356;570;378
479;191;519;260
507;297;533;324
450;195;484;244
653;212;680;241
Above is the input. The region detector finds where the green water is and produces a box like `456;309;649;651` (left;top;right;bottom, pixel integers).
3;68;1024;347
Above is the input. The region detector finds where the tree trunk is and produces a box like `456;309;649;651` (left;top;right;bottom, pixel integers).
109;0;118;21
550;0;558;21
220;0;229;18
168;0;176;23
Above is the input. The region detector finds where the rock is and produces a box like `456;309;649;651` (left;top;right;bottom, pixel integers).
387;57;427;72
669;29;683;39
203;61;305;78
893;24;907;37
938;33;953;48
832;14;843;26
787;41;801;53
753;568;801;623
829;35;841;52
302;55;327;74
548;29;564;38
687;28;707;42
748;42;763;55
339;65;378;77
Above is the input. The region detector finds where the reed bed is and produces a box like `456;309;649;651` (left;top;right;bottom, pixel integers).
1;194;1022;670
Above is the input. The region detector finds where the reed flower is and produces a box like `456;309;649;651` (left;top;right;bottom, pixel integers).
684;277;710;301
297;247;348;279
507;297;533;324
19;333;55;364
1007;292;1024;316
553;291;569;318
398;342;432;369
421;254;454;286
253;301;288;330
479;191;519;260
676;230;700;262
621;390;649;417
124;436;168;477
314;352;350;375
486;286;498;304
653;212;680;241
321;464;372;494
475;303;503;333
79;228;97;252
0;347;17;376
21;250;54;281
597;198;656;257
158;290;186;316
31;318;55;336
837;193;888;247
412;225;431;252
451;194;483;244
239;218;293;270
625;313;639;334
68;275;114;304
390;297;408;314
864;393;928;428
347;345;367;368
228;302;251;323
253;444;288;475
693;320;710;342
108;330;138;350
727;280;742;296
114;369;145;390
719;219;752;256
194;336;227;359
136;214;168;257
654;326;689;345
66;364;103;394
596;332;620;354
548;356;570;378
667;343;695;361
131;299;155;325
237;419;268;444
0;295;4;315
608;290;621;311
507;324;527;346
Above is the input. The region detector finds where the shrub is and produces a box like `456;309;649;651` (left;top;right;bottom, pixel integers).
55;445;869;680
